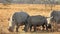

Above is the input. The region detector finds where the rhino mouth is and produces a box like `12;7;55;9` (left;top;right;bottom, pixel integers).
8;27;14;32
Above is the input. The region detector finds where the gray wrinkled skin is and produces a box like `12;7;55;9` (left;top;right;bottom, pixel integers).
8;11;29;32
12;12;29;25
51;10;60;24
27;15;48;32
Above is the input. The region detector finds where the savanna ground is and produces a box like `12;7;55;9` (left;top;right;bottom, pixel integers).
0;3;60;34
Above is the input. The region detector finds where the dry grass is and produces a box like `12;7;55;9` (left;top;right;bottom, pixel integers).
0;3;60;34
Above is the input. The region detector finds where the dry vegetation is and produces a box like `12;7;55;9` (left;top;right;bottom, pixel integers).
0;3;60;34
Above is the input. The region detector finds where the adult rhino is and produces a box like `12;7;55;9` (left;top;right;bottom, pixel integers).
50;10;60;31
26;15;49;32
8;11;29;32
51;10;60;24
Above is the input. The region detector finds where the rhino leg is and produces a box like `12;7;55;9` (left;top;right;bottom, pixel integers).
42;25;45;31
34;26;36;32
30;25;32;32
16;25;20;32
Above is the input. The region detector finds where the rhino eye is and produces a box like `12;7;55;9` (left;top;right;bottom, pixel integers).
12;19;15;21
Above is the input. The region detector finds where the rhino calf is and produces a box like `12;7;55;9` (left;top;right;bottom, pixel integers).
26;15;48;32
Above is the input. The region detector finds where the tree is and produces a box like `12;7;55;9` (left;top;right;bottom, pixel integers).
3;0;11;6
48;0;55;10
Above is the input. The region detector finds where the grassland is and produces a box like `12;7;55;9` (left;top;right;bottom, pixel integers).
0;4;60;34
